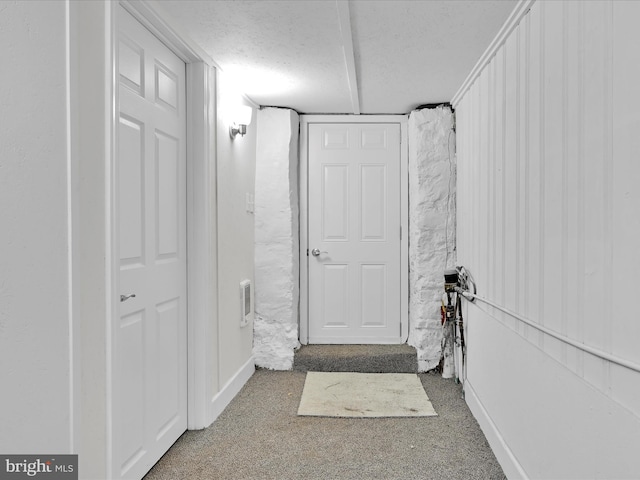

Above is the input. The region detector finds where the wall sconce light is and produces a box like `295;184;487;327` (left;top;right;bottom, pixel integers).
229;105;253;139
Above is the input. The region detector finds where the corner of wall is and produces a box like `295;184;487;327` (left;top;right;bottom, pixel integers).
209;355;255;425
71;1;112;476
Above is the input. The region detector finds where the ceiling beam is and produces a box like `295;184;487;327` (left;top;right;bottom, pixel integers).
336;0;360;114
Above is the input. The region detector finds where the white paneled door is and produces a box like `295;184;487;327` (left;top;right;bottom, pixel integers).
115;7;187;479
308;123;402;343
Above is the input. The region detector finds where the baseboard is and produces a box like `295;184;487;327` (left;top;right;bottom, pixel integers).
463;379;528;480
209;356;255;425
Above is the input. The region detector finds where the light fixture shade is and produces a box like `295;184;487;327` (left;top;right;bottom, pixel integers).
234;105;253;127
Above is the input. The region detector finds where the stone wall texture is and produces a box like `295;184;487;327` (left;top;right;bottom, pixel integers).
407;107;456;372
253;108;300;370
254;108;455;371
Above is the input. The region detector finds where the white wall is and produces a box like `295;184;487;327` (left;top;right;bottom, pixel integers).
216;73;257;387
453;1;640;478
254;107;300;370
0;0;73;453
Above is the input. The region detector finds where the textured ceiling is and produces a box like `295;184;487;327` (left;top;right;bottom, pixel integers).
156;0;517;114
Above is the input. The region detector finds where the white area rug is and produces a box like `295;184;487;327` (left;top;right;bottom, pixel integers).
297;372;438;418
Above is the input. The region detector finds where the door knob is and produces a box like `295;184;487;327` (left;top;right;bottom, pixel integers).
120;293;136;302
311;248;328;257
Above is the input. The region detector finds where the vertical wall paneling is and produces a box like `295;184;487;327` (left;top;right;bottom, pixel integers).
564;0;580;374
602;1;614;396
611;0;640;418
453;1;640;477
527;2;542;346
514;23;522;332
483;55;493;301
489;58;497;305
582;1;607;391
475;78;482;294
480;68;490;294
464;85;473;275
542;0;564;362
496;45;505;314
536;0;546;351
575;0;586;379
519;14;530;341
504;27;518;329
560;1;569;365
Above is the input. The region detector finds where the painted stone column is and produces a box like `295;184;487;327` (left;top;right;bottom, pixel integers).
407;106;456;372
254;107;300;369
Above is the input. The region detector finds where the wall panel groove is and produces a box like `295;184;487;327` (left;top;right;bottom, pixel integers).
576;0;585;379
491;59;497;306
522;12;531;341
561;1;569;365
602;0;613;395
537;0;545;351
481;68;490;294
496;45;505;313
514;23;522;331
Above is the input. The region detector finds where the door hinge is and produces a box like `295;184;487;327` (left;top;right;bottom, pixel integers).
306;248;309;257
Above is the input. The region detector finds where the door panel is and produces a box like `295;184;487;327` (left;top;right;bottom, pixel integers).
154;297;181;435
322;165;349;240
115;7;187;479
360;264;386;327
308;123;401;343
360;164;386;240
118;116;145;265
155;130;180;258
322;264;349;327
117;310;145;472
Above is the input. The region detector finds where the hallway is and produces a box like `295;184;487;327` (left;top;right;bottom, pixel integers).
4;2;639;478
144;369;505;480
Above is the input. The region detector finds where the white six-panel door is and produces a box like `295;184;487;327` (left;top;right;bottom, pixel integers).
308;123;402;343
115;7;187;479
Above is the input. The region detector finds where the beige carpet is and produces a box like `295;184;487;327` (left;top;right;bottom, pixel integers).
297;372;438;418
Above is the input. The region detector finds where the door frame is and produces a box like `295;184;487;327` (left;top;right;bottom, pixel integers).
299;115;409;345
107;2;218;476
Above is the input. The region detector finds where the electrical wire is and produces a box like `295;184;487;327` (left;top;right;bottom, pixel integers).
445;127;454;270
